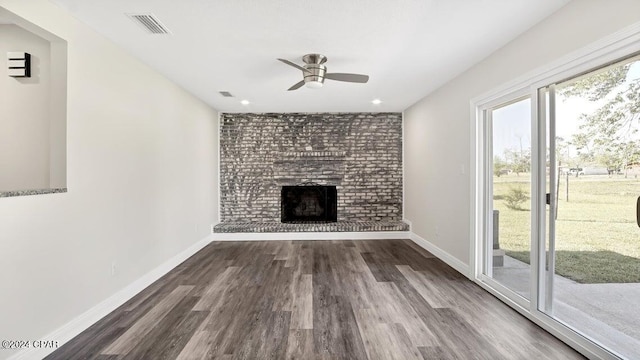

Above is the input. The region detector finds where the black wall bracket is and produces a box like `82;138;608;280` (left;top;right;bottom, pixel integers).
7;52;31;78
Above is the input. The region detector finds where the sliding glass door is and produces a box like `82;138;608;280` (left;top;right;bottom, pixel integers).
481;97;532;303
539;55;640;359
477;53;640;360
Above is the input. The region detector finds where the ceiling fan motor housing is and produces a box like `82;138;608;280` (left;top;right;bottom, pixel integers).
304;64;327;86
303;54;327;86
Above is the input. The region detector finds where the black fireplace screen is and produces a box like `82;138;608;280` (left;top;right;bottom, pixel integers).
281;185;337;223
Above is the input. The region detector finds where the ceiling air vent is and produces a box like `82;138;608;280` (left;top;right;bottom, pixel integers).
219;91;234;97
127;13;171;34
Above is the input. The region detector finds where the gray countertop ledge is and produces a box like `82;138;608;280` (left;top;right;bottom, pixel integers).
0;188;67;198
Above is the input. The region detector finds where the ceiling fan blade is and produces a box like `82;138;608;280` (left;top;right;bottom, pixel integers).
325;73;369;83
278;58;310;73
287;80;305;91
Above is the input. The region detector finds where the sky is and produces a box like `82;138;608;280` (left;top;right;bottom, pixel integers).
492;60;640;160
492;98;530;159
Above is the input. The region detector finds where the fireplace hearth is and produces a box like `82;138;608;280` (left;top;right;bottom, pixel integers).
281;185;337;223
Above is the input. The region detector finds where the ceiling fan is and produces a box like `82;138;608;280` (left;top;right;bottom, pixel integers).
278;53;369;91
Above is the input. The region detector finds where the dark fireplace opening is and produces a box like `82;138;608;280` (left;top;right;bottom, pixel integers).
281;185;337;223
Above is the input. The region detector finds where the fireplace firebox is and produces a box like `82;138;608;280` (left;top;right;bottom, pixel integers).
281;185;337;223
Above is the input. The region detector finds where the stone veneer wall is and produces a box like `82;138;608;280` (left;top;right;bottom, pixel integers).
219;113;403;222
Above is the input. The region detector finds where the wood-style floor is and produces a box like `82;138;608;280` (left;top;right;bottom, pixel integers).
46;240;584;360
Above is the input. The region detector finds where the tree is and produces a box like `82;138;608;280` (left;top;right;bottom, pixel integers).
559;62;640;176
569;133;594;165
559;64;630;101
494;156;508;177
504;187;528;210
555;136;577;169
504;147;531;176
618;141;640;176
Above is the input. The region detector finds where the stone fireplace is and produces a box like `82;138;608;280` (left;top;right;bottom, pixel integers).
214;112;409;233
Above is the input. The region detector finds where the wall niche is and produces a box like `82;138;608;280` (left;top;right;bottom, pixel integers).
0;6;67;197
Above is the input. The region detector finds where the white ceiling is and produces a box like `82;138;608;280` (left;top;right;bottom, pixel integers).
48;0;570;112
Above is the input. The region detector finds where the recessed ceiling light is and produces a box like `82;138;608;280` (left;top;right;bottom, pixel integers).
240;99;250;105
372;99;382;105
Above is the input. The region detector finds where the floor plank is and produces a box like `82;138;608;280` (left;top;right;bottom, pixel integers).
47;240;584;360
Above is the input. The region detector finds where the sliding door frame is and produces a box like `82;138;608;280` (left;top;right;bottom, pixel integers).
470;22;640;360
475;91;532;311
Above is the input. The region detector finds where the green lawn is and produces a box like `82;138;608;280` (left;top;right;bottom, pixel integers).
493;174;640;283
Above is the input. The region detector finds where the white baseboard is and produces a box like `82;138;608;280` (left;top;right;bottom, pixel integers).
8;235;214;360
409;232;471;278
212;231;411;241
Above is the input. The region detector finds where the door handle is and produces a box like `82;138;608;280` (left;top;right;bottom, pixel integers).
546;193;551;205
637;196;640;228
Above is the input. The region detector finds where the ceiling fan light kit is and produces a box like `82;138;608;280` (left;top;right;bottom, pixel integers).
305;80;324;89
278;53;369;91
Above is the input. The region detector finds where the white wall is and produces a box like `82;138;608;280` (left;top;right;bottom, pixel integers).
0;24;51;190
49;40;68;189
0;1;218;359
404;0;640;266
